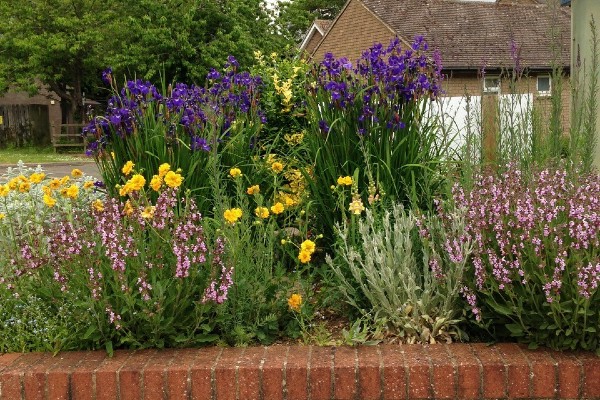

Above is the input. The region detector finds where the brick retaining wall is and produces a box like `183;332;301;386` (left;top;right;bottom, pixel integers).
0;343;599;399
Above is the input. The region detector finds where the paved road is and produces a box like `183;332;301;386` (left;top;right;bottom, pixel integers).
1;161;101;181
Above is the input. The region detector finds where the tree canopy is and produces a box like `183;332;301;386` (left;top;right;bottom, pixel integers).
0;0;290;123
276;0;346;42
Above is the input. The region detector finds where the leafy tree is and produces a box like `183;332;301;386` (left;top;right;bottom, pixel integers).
0;0;290;124
276;0;346;42
0;0;119;123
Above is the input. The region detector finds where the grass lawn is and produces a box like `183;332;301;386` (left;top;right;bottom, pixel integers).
0;146;90;164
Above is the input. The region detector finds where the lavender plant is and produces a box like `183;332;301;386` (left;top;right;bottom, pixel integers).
303;37;448;240
452;163;600;351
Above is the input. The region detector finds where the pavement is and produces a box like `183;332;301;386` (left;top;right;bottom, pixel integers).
1;161;101;181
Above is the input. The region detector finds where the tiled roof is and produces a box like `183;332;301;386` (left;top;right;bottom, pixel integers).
314;19;333;33
360;0;570;70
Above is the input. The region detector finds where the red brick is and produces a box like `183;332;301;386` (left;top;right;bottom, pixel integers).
403;344;431;399
70;351;106;400
427;345;455;399
286;345;309;400
357;346;381;400
333;346;357;400
143;349;177;400
0;353;44;400
519;346;557;399
94;350;132;400
471;343;506;399
165;348;201;400
189;347;222;400
380;345;407;400
577;351;600;398
23;354;56;400
548;350;581;400
214;347;243;400
261;346;286;400
46;351;88;400
119;349;157;400
0;354;21;372
236;347;264;400
446;344;480;399
308;346;333;400
495;343;530;398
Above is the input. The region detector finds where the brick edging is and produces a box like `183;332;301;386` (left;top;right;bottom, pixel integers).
0;343;599;399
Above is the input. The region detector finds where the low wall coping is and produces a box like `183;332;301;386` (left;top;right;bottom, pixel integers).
0;343;599;399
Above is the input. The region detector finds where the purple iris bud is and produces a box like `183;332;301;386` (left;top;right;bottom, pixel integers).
101;67;113;85
318;120;330;134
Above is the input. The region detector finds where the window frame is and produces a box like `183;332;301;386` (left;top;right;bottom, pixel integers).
483;76;501;94
537;75;552;96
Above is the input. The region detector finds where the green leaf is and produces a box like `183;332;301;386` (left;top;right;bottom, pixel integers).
505;323;525;337
105;340;114;357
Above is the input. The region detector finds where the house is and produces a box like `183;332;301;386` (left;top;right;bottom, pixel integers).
304;0;572;158
299;19;332;56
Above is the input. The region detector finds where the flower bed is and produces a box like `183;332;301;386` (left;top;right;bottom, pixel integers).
1;38;600;358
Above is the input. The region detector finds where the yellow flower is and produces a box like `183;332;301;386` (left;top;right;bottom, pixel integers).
65;184;79;199
83;181;94;190
288;293;302;312
164;171;184;188
60;176;70;185
283;195;296;207
29;172;45;184
0;213;5;220
141;206;156;219
42;185;52;196
271;162;284;174
124;200;134;216
119;184;132;197
349;198;365;215
224;208;243;224
158;163;171;178
122;161;135;176
71;169;83;178
270;52;278;59
337;176;353;186
92;199;104;212
17;175;28;182
19;182;31;193
128;174;146;191
229;168;242;178
247;185;260;195
255;206;270;219
49;178;61;190
150;175;162;191
298;250;311;264
300;239;316;255
270;202;285;215
43;194;57;208
7;178;18;190
111;151;115;159
0;185;9;197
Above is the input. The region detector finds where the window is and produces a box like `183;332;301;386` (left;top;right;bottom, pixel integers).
537;76;551;96
483;76;500;93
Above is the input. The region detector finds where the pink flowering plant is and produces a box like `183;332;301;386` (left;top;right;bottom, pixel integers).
452;163;600;351
1;180;232;353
